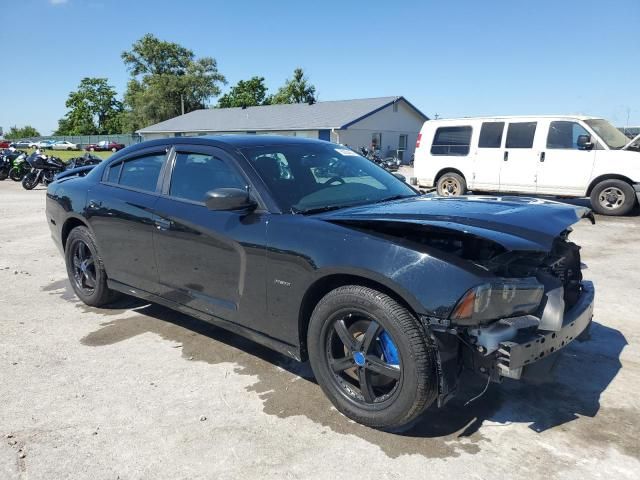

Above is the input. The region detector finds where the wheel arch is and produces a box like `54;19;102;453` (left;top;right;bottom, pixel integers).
434;167;466;183
586;174;635;196
61;216;90;251
297;273;421;361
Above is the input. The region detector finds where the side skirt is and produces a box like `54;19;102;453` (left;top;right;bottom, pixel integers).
107;279;303;361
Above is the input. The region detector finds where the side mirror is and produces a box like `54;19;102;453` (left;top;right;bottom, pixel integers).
577;134;593;150
392;172;406;182
204;188;257;211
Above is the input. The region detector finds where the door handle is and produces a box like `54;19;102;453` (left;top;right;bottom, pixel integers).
155;218;171;230
503;151;509;161
540;152;546;162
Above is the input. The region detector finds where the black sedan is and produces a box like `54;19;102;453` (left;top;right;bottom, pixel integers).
46;136;595;431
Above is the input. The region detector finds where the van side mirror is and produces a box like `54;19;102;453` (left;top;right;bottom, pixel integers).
204;188;257;211
577;134;593;150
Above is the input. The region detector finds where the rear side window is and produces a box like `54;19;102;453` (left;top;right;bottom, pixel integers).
169;152;246;203
506;122;537;148
478;122;504;148
118;154;165;192
430;126;472;156
106;163;121;183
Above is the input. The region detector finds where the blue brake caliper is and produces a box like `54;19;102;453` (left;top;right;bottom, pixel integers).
379;331;399;366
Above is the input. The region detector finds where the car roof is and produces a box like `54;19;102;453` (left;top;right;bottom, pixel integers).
423;115;601;123
119;134;329;156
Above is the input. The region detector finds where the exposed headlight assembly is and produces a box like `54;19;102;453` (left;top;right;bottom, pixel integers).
450;277;544;325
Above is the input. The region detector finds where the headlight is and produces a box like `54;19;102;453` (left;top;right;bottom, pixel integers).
450;277;544;325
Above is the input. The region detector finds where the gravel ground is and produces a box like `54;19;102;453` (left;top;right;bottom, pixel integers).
1;179;639;479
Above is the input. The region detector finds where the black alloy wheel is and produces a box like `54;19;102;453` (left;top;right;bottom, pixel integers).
71;240;97;295
326;312;401;405
308;285;438;431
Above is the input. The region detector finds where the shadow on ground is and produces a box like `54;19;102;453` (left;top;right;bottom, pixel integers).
43;279;631;459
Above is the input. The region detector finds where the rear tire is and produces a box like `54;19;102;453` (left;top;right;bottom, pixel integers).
307;285;438;431
21;172;38;190
65;227;120;307
590;179;636;216
111;147;117;152
436;172;466;196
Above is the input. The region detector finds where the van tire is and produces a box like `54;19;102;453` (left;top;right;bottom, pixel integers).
436;172;466;196
590;179;636;216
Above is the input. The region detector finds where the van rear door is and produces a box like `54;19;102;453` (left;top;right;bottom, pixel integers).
499;121;539;193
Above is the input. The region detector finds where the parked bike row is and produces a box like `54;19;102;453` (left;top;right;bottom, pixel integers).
0;149;102;190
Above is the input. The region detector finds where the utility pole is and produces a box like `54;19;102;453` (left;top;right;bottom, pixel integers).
181;94;185;115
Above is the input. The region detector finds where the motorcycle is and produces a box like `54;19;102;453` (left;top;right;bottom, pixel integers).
359;147;401;172
66;152;103;170
8;152;29;181
21;151;66;190
0;149;27;180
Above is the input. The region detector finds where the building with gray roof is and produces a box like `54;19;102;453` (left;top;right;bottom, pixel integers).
138;96;428;161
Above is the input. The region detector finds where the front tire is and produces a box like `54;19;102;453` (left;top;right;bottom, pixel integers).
9;168;23;181
0;168;8;181
65;227;119;307
21;172;39;190
590;179;636;216
436;172;466;196
307;285;438;431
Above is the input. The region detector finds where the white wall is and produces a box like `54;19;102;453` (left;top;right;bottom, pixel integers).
332;100;425;161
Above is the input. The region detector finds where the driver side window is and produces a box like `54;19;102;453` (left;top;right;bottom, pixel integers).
547;121;591;150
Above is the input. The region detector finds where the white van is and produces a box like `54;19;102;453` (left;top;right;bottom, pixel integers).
413;116;640;215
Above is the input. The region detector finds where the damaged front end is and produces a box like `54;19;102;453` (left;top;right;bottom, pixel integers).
423;233;595;406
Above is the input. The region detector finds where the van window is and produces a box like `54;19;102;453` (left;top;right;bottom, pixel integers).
430;126;472;156
478;122;504;148
547;121;591;149
506;122;537;149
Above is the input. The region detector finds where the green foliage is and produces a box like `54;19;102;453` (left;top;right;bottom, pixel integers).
271;68;317;105
55;78;123;135
217;76;271;108
4;125;40;139
121;34;226;132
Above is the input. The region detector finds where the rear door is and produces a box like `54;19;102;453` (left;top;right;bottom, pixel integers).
472;121;505;191
536;120;596;196
153;144;270;332
499;121;539;193
87;146;169;294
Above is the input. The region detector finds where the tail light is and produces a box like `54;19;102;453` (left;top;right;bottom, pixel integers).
415;133;422;149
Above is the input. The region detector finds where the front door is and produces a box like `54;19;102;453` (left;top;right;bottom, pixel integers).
536;120;596;196
499;121;539;193
87;149;168;294
153;145;269;331
472;121;505;191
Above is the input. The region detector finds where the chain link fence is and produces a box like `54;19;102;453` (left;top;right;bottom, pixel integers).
14;134;142;147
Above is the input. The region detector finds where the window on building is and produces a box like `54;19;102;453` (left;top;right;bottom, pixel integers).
506;122;537;149
430;126;472;156
547;121;591;149
393;102;399;112
117;154;165;192
169;152;246;203
398;135;408;150
478;122;505;148
371;133;382;151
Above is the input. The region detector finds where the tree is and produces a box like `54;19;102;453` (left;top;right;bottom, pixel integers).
271;68;317;105
121;34;226;132
55;77;123;135
5;125;40;139
217;76;270;108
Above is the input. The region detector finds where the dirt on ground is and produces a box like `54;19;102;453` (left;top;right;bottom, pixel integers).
1;180;639;479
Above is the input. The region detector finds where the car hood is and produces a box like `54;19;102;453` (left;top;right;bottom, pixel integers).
318;195;594;252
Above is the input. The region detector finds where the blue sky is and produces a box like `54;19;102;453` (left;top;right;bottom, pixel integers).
1;0;639;135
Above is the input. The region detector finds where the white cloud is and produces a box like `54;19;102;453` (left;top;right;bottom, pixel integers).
50;0;69;5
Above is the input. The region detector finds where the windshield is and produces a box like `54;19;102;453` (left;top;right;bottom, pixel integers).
584;119;631;149
241;142;416;213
